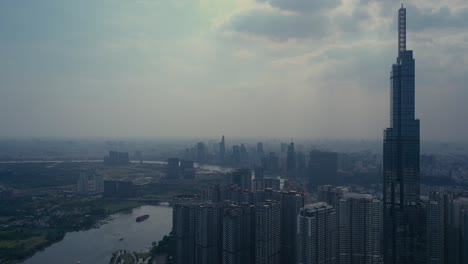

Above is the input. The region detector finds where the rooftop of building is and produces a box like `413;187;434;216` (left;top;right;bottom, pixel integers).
342;192;373;200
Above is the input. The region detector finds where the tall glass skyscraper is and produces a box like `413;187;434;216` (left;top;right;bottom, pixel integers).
383;4;425;264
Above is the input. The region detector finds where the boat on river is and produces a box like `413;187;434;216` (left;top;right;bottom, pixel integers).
136;214;149;222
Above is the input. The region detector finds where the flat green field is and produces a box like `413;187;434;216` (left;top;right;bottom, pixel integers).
0;228;63;263
0;235;47;249
100;200;143;214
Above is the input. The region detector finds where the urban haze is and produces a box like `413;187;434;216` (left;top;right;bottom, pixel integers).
1;1;468;264
1;0;468;140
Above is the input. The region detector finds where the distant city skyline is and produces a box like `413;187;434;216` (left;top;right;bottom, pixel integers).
1;1;468;140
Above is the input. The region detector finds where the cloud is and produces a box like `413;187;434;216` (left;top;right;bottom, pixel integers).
223;8;331;41
220;0;468;42
256;0;341;13
213;0;468;140
1;0;468;140
409;5;468;31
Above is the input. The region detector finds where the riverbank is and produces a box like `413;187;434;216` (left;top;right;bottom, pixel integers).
0;199;143;264
23;205;172;264
109;230;174;264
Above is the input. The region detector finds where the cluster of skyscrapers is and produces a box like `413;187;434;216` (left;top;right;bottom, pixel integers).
173;187;304;264
171;5;468;264
167;158;196;180
174;181;387;264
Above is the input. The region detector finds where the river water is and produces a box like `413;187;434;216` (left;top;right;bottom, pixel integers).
22;205;172;264
0;160;234;173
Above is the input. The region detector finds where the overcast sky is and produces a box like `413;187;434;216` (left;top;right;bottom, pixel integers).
1;0;467;141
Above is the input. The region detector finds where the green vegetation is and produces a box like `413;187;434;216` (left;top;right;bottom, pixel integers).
0;236;46;249
0;161;165;190
136;252;150;259
0;197;142;263
0;162;83;189
0;161;198;263
98;200;143;214
141;183;200;199
0;228;65;263
151;232;175;256
121;253;135;263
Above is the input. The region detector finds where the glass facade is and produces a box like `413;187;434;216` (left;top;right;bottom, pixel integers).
383;5;425;264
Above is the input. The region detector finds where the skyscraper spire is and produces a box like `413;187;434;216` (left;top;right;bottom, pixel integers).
383;4;424;263
398;4;406;55
219;135;226;164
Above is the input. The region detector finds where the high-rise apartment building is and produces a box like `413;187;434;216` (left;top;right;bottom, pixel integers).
317;185;348;209
429;190;455;264
280;191;304;264
460;209;468;263
93;173;104;193
222;204;255;264
195;204;224;264
339;193;382;264
77;170;88;194
446;197;468;264
173;204;197;264
255;200;281;264
426;200;442;264
297;202;337;264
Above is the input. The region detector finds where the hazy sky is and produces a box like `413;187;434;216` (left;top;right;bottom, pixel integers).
1;0;468;140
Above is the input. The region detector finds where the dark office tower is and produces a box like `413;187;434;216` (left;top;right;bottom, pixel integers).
339;193;382;264
286;142;296;173
264;179;281;190
232;145;241;165
280;191;304;264
261;152;280;172
297;202;338;264
257;142;264;156
220;135;226;164
195;204;224;264
309;151;338;187
255;167;264;180
280;142;288;153
197;142;207;164
255;200;281;264
383;4;424;264
297;151;306;171
104;151;130;165
166;158;180;179
222;204;255;264
180;160;196;179
173;204;197;264
240;144;248;164
231;169;252;191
